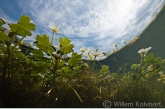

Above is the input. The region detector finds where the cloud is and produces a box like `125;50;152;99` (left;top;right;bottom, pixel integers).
1;0;164;55
0;9;17;23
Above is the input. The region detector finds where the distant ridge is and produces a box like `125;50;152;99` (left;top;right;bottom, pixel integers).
98;4;165;73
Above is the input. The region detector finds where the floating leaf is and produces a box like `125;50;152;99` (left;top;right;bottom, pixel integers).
57;60;65;68
62;66;72;73
12;51;24;58
59;37;74;54
10;24;31;36
68;52;82;66
131;64;139;69
19;15;35;31
0;19;4;30
10;15;35;36
36;34;54;54
73;66;81;71
97;65;109;78
73;63;88;71
144;53;155;63
32;49;44;57
36;44;54;54
0;32;7;42
0;45;7;54
99;65;109;74
111;73;118;78
80;63;88;70
36;34;49;46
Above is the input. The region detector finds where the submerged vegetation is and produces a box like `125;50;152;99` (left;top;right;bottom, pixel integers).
0;14;165;108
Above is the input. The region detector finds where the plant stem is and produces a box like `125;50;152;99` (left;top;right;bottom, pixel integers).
136;56;144;84
2;43;12;84
134;55;144;101
51;31;55;45
89;56;96;79
53;61;57;86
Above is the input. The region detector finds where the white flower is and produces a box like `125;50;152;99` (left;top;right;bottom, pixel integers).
88;48;93;53
80;47;86;53
113;44;117;47
92;49;101;57
48;22;60;33
138;47;152;56
121;40;126;44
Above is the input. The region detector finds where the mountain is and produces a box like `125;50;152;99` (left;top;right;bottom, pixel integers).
98;4;165;74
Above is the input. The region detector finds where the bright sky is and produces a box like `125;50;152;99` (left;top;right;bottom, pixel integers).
0;0;165;55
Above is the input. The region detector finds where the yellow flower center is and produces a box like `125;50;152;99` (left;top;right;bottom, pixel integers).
81;49;85;52
113;50;116;53
93;53;99;57
51;28;58;33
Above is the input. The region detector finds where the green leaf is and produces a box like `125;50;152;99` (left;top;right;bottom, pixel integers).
144;53;155;63
10;15;36;36
57;60;65;68
59;37;74;54
36;43;54;54
97;65;109;78
32;49;44;57
36;43;44;49
131;64;139;69
46;46;54;54
0;45;7;54
59;37;70;46
36;34;49;46
57;69;63;73
0;32;7;42
111;73;118;78
63;44;74;54
80;63;88;70
99;65;109;74
36;62;47;67
43;34;49;45
73;66;81;71
62;66;72;73
10;24;31;36
0;19;4;30
68;52;82;66
19;15;36;31
12;51;24;58
73;63;88;71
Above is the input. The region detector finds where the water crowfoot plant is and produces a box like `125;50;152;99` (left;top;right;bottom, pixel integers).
137;47;152;83
48;22;61;45
113;44;118;50
121;40;126;46
138;47;152;57
1;14;165;108
0;15;36;84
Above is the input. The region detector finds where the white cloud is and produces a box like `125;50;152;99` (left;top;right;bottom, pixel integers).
0;9;16;23
11;0;165;53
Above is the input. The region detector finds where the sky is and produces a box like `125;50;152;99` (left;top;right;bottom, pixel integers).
0;0;165;56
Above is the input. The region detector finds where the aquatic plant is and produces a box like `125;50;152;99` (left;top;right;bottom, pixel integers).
113;43;118;50
0;15;165;108
121;39;126;45
48;22;61;45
